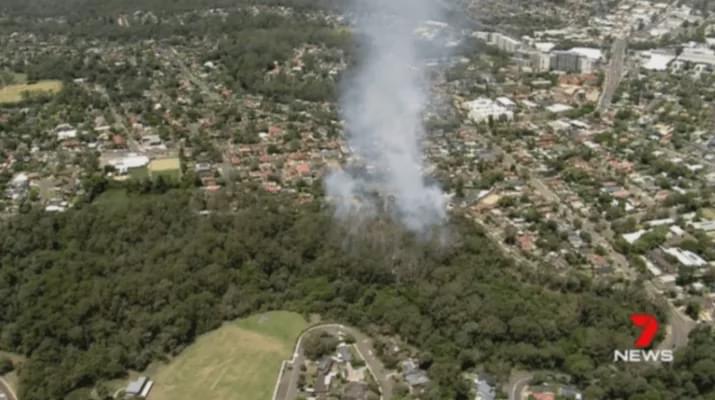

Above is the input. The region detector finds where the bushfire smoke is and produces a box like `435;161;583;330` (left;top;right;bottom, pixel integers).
326;0;447;235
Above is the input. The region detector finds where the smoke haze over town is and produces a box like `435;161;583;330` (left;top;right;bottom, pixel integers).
325;0;448;235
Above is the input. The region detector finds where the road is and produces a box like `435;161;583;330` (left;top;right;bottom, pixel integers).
529;177;633;278
0;377;17;400
165;47;223;103
276;324;393;400
645;282;697;350
94;85;143;152
488;138;629;275
495;133;698;349
533;175;695;345
663;303;696;350
597;36;627;112
507;371;533;400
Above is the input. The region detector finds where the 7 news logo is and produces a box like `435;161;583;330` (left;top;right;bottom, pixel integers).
613;313;673;363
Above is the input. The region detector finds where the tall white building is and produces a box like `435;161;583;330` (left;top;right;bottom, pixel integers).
474;31;523;53
530;51;551;72
492;33;522;53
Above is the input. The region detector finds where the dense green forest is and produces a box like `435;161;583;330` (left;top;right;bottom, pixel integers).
1;1;714;399
0;0;346;17
0;188;713;400
1;4;351;103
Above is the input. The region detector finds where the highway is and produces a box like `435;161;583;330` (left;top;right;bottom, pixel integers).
597;36;627;112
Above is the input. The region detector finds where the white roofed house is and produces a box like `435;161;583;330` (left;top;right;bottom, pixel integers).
55;123;78;141
691;220;715;232
496;97;516;110
546;104;573;114
10;173;29;189
5;173;30;201
662;247;708;268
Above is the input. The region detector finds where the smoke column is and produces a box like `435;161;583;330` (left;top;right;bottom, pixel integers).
326;0;447;234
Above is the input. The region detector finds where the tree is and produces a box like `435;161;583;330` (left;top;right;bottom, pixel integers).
302;332;338;361
0;357;13;374
81;174;108;202
564;353;594;381
686;302;701;320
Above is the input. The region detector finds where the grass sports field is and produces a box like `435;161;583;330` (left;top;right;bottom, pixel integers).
0;80;62;104
149;311;307;400
148;157;181;180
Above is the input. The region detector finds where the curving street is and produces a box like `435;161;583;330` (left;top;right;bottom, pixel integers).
274;323;394;400
0;377;17;400
507;372;533;400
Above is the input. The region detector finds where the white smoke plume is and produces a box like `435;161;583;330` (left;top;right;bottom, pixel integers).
326;0;447;235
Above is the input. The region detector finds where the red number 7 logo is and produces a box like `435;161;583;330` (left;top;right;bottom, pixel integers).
630;313;659;349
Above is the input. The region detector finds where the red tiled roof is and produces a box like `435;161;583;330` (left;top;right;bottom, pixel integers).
530;392;556;400
295;162;311;176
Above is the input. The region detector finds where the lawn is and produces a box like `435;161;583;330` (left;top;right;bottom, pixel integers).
0;71;27;86
148;311;307;400
701;208;715;220
0;80;63;104
128;165;149;180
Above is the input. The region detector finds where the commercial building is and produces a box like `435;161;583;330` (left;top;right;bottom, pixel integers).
475;31;523;53
550;51;593;73
492;33;522;52
677;47;715;67
640;50;676;71
530;51;551;72
109;153;150;175
464;98;514;123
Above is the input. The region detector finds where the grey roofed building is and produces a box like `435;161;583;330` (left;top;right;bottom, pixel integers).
568;232;584;248
405;370;430;387
475;380;495;400
402;359;430;387
314;372;328;393
343;382;369;400
559;385;583;399
318;356;333;374
337;345;353;362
